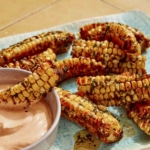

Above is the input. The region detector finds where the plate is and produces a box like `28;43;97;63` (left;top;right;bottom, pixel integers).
0;10;150;150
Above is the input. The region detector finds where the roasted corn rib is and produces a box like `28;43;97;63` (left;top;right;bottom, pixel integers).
0;60;62;108
76;73;150;106
72;39;146;74
54;57;106;82
126;101;150;135
79;22;150;54
0;31;75;65
121;24;150;51
55;87;123;144
0;48;56;71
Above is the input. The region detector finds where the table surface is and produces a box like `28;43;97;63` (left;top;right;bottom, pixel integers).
0;0;150;38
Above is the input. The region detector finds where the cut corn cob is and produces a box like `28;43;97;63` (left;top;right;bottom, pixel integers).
126;101;150;135
54;57;106;82
118;54;146;74
71;39;147;74
121;24;150;52
55;87;123;143
0;31;75;65
0;60;62;108
72;39;125;62
76;73;150;106
79;22;148;54
0;48;56;72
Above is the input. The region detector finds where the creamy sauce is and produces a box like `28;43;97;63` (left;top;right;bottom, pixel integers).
73;129;101;150
0;84;53;150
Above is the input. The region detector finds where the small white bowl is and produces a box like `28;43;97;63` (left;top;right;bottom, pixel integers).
0;68;61;150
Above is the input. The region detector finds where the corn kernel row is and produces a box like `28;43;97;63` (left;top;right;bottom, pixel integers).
76;74;150;106
54;57;106;82
80;22;150;53
0;31;75;65
0;48;56;71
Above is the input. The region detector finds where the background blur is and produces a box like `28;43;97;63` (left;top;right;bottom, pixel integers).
0;0;149;38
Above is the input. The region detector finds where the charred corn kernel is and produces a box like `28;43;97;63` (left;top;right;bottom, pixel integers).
18;93;25;101
48;77;56;87
40;87;46;94
13;85;21;93
120;83;125;91
41;74;49;82
22;91;30;97
77;74;150;106
55;87;123;144
34;91;40;97
0;31;75;65
32;73;39;80
13;96;21;103
10;88;16;95
125;82;131;90
127;101;150;135
7;97;13;103
137;81;143;88
37;79;44;87
142;79;149;87
32;83;40;91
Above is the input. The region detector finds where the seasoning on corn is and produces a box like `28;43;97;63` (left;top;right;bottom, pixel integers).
76;73;150;106
126;101;150;135
54;57;106;82
0;48;56;71
72;39;147;74
55;87;123;144
79;22;150;54
0;60;62;108
0;31;75;65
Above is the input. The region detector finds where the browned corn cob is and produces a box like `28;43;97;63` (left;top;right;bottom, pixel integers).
121;24;150;52
54;57;106;82
0;48;56;72
126;101;150;135
0;31;75;65
76;73;150;106
71;39;147;74
0;60;62;108
55;87;123;143
79;22;143;54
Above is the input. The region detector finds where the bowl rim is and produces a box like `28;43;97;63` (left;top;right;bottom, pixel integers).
0;68;61;149
23;88;61;150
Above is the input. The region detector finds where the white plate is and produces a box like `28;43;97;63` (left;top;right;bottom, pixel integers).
0;10;150;150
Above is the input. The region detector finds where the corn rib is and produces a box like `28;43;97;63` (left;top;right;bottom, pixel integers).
126;101;150;135
55;87;123;144
0;31;75;65
54;57;106;82
76;73;150;106
79;22;150;54
72;39;147;74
